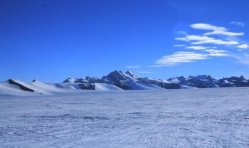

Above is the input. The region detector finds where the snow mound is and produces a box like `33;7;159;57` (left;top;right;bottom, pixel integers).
0;79;68;96
0;81;33;96
94;83;122;91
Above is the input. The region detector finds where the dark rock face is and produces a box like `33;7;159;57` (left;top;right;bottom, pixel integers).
79;83;95;90
168;76;186;85
102;70;142;90
160;83;181;89
64;77;102;83
218;76;249;87
112;82;130;90
102;70;134;84
138;77;181;89
187;75;217;88
8;79;34;92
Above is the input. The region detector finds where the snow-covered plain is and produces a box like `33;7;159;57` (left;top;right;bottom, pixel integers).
1;88;249;147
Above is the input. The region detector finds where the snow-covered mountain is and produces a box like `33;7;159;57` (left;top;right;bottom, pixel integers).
1;70;249;95
102;70;165;90
217;75;249;87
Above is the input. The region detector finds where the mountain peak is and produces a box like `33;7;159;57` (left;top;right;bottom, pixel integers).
103;70;136;83
64;77;77;83
125;70;137;79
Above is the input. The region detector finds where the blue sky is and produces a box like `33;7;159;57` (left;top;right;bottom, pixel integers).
1;0;249;82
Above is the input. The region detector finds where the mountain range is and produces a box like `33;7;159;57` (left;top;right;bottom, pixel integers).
1;70;249;95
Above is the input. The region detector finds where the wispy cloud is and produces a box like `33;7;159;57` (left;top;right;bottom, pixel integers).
237;44;249;49
152;22;249;67
177;31;187;35
176;35;239;45
191;23;244;36
154;49;229;67
125;65;141;69
129;22;248;69
233;54;249;65
173;44;186;47
185;46;211;50
204;30;244;36
230;21;245;27
155;51;208;66
205;49;229;57
191;23;225;31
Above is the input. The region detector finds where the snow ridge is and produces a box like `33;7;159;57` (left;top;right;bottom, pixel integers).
1;70;249;95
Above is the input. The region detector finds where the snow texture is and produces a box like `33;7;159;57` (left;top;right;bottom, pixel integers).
1;88;249;147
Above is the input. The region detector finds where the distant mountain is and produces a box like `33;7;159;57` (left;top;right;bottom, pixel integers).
1;70;249;95
61;70;249;90
217;75;249;87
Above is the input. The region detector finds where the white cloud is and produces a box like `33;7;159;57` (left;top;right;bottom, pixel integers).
154;49;229;67
191;23;244;36
175;37;188;41
204;30;244;36
175;35;239;45
230;21;245;27
192;39;239;45
185;46;209;50
155;51;208;66
149;22;249;68
205;49;230;57
173;44;186;47
125;65;141;69
237;44;249;49
191;23;226;31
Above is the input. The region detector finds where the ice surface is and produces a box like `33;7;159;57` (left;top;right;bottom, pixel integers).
1;88;249;147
